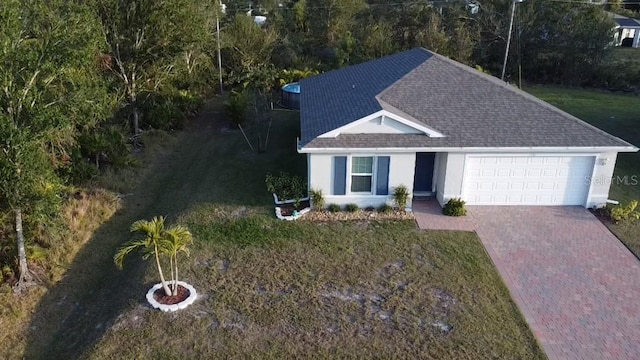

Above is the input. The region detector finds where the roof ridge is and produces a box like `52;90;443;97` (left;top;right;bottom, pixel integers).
426;51;637;149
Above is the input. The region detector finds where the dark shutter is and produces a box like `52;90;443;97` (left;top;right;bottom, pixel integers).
376;156;390;195
333;156;347;195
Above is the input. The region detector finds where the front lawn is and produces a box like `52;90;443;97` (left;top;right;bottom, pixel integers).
91;216;544;359
525;86;640;256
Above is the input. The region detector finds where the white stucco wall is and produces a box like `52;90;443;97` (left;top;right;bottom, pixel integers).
586;152;619;208
307;152;416;208
307;150;623;209
341;116;422;134
439;153;466;204
435;152;448;206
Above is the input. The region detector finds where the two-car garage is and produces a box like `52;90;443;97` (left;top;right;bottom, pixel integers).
461;155;596;206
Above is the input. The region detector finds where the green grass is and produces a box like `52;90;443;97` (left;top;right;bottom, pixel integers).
91;219;544;359
3;97;544;359
525;85;640;255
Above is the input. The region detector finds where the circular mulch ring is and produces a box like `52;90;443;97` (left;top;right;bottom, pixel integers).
146;281;197;312
153;284;190;305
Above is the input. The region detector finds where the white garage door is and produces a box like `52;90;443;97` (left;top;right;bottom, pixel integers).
463;156;595;205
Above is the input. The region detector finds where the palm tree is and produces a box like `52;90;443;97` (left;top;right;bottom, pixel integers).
164;225;193;296
114;216;172;296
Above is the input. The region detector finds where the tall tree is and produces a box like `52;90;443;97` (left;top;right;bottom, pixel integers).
96;0;214;135
518;0;615;84
0;0;109;291
222;14;279;86
305;0;366;49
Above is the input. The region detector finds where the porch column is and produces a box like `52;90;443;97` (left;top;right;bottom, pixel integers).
633;29;640;48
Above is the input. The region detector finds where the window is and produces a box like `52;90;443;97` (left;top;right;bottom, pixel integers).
351;157;373;193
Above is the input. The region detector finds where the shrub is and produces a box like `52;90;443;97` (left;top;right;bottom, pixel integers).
224;90;249;126
609;200;640;223
364;206;375;212
309;188;325;210
393;185;410;210
327;203;341;213
345;203;358;212
443;198;467;217
265;172;307;201
377;204;392;214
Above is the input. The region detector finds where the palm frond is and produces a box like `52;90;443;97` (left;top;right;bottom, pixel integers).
113;239;148;269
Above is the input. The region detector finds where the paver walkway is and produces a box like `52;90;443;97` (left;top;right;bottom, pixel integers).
414;201;640;359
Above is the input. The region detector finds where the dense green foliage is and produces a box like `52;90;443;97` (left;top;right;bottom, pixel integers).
609;200;640;224
443;198;468;217
392;185;410;210
309;188;325;210
265;172;307;201
0;0;216;285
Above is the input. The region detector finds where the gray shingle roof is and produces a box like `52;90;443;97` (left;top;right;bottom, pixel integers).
299;48;432;145
615;17;640;27
299;48;636;150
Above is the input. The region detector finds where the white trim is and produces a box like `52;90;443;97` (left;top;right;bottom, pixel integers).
465;153;600;158
431;153;439;193
299;145;638;154
318;110;445;139
585;155;600;207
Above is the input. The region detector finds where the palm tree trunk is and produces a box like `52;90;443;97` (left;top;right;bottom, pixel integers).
173;255;179;296
15;208;32;287
153;244;172;296
169;256;175;295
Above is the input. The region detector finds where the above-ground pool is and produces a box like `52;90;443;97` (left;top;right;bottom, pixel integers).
281;82;300;110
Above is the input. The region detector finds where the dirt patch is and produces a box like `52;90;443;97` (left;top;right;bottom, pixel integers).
110;305;150;332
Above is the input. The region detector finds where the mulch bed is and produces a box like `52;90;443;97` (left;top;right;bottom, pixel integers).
153;284;190;305
303;209;414;222
279;200;311;217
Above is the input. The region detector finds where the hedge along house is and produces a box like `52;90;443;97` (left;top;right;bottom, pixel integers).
297;49;638;209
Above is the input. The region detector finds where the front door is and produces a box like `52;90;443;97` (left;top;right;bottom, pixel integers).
413;153;435;192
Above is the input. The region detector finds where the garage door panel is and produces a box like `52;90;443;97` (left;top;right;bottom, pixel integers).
463;156;594;205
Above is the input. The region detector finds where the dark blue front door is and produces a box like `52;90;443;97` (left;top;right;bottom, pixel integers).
413;153;435;192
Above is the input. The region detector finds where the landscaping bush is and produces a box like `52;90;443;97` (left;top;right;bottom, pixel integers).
309;188;325;210
265;172;307;201
377;204;392;214
345;203;359;212
393;185;410;210
443;198;467;217
327;203;341;213
608;200;640;223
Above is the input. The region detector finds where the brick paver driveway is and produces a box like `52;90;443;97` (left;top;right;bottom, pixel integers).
416;204;640;359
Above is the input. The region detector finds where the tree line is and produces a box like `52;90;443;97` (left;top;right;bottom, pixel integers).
0;0;634;290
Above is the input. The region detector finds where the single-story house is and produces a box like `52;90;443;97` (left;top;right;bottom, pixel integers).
297;48;638;209
610;12;640;47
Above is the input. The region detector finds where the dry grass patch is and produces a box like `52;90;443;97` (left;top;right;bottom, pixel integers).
90;215;544;359
0;127;179;359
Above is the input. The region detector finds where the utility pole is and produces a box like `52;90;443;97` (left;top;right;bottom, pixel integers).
501;0;523;81
216;1;224;93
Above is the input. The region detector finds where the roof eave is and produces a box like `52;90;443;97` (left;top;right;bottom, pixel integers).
298;145;639;154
